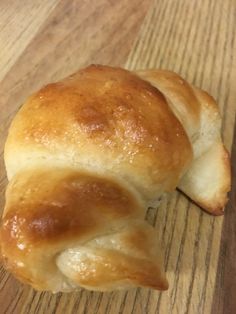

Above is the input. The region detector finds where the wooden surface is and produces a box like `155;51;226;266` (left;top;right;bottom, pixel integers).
0;0;235;313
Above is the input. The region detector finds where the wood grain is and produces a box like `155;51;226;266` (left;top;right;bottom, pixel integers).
0;0;59;81
212;122;236;314
0;0;235;313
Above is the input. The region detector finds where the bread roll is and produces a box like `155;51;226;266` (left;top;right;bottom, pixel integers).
0;65;230;292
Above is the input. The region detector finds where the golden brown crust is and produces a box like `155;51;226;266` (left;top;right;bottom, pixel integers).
5;65;192;199
0;168;142;270
2;168;141;244
9;66;189;147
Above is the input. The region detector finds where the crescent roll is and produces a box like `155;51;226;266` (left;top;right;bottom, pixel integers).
0;65;230;292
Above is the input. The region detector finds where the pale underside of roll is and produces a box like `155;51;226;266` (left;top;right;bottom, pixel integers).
0;65;230;292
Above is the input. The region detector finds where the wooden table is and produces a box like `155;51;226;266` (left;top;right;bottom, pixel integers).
0;1;235;313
